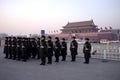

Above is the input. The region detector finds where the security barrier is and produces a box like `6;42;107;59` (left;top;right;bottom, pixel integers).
67;43;120;61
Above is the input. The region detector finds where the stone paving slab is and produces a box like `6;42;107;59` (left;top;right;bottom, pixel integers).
0;47;120;80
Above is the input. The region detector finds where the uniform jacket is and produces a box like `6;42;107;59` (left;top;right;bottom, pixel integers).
40;40;47;56
47;40;54;56
61;41;67;55
70;40;78;55
83;42;91;58
54;40;61;51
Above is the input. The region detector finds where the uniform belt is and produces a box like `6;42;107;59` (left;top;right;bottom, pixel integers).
72;46;75;48
62;47;65;48
37;45;39;47
17;45;20;47
55;47;58;49
41;46;44;48
22;46;25;48
48;46;51;48
85;48;88;50
12;45;15;47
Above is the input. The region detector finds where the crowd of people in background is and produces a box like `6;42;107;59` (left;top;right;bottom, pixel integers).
3;35;91;65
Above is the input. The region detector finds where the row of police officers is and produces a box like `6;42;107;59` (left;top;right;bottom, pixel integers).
4;35;91;65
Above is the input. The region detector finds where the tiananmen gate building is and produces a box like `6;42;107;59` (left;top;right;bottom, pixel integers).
51;20;119;42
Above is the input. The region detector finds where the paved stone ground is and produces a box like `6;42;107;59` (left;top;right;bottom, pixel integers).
0;46;120;80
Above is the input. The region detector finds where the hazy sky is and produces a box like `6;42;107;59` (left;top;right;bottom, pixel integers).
0;0;120;35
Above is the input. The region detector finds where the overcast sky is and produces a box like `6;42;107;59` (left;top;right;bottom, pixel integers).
0;0;120;35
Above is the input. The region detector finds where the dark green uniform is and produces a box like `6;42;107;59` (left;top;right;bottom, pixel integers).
61;39;67;61
47;39;53;64
24;38;30;60
40;36;47;65
36;38;40;59
70;39;78;61
8;37;12;59
54;37;61;62
21;38;27;62
31;38;37;59
12;37;17;60
83;41;91;64
17;37;22;61
4;37;9;58
28;38;33;58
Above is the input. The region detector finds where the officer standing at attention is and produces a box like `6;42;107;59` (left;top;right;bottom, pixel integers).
12;37;17;60
36;38;41;59
23;38;29;61
4;37;9;59
27;38;31;59
29;38;33;58
21;38;27;62
47;36;53;64
54;37;61;63
61;38;67;61
8;37;12;59
70;36;78;62
40;35;47;65
16;37;22;61
31;38;37;59
83;38;91;64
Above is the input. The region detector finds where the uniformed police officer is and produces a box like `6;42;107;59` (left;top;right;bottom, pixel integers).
4;37;9;58
21;38;27;62
31;38;36;59
28;38;33;58
25;38;30;59
3;37;8;58
27;38;31;59
40;35;47;65
16;37;22;61
8;37;12;59
47;36;53;64
36;38;41;59
83;38;91;64
61;38;67;61
54;37;61;62
70;36;78;62
12;37;17;60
